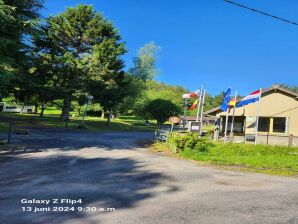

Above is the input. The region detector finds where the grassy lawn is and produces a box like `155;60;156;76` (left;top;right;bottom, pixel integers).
153;139;298;176
0;110;156;133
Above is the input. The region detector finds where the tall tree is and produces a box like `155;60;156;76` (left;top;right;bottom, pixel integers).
129;41;161;81
118;42;161;115
34;4;126;120
0;0;43;98
86;36;127;120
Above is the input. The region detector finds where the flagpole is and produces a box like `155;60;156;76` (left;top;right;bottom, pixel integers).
230;90;237;133
255;88;262;145
199;89;206;135
196;85;203;122
224;109;229;143
183;98;187;131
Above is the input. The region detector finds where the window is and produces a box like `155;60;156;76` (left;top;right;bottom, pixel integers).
273;117;286;133
258;117;270;132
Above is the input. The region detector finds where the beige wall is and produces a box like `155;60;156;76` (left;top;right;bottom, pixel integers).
216;91;298;136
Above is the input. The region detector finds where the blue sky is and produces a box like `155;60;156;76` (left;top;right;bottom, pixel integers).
41;0;298;96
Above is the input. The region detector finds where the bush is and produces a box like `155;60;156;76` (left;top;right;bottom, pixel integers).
194;138;214;153
167;133;214;153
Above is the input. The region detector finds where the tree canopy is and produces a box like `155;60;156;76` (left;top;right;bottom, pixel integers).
32;4;126;120
0;0;43;98
144;99;181;124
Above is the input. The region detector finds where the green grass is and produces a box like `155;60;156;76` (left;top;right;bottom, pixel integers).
155;141;298;176
0;110;156;133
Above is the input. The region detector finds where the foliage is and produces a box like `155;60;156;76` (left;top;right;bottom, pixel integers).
129;42;161;81
167;133;214;153
144;99;181;124
33;4;127;120
118;42;161;115
158;134;298;176
0;0;43;97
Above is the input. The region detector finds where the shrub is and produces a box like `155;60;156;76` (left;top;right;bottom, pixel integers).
194;138;214;153
167;133;214;153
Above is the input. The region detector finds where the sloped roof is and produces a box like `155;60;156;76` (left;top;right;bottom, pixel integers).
204;85;298;116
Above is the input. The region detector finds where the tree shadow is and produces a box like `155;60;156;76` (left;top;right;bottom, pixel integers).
0;153;178;224
1;128;155;152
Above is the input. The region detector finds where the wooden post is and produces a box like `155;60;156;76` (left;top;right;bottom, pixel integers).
288;134;293;147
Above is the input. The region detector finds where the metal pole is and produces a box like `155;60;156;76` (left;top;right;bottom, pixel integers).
196;85;203;122
199;89;206;135
81;99;91;126
224;110;229;143
183;98;187;131
255;88;262;145
230;90;237;133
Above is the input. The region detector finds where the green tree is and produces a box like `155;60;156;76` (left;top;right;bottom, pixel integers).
144;99;182;125
117;42;161;115
129;42;161;81
0;0;43;97
34;4;126;120
86;34;128;124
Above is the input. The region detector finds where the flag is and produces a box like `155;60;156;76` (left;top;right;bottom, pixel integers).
236;89;261;108
182;89;201;99
228;97;236;112
188;99;198;110
220;88;231;112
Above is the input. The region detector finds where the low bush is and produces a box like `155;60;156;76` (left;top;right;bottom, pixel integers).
166;133;214;153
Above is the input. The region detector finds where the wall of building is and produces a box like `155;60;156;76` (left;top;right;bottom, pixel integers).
230;134;298;147
216;90;298;136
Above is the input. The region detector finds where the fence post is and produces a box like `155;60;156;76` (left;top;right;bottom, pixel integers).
288;134;293;147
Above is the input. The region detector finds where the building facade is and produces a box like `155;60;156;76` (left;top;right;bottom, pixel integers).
205;85;298;146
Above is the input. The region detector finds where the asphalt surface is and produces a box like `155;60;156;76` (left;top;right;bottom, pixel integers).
0;129;297;224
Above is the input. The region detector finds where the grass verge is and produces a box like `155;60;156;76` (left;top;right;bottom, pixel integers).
0;112;155;133
153;141;298;177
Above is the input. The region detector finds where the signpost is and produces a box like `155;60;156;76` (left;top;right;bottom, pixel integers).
81;95;93;126
169;116;181;133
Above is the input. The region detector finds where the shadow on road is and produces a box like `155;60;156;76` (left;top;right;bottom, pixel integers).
1;128;154;152
0;152;178;224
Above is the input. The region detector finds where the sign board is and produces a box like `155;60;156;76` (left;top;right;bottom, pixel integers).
188;121;200;132
169;116;181;124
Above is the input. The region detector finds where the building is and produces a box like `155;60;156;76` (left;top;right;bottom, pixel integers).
180;116;216;127
205;85;298;146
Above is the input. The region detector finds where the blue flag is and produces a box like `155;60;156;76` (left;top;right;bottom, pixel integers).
220;88;231;112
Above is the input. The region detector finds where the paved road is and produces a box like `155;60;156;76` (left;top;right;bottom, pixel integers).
0;130;297;224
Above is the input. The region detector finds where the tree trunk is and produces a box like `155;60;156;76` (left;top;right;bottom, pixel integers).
101;110;105;119
105;113;111;126
60;96;71;121
34;102;38;114
40;105;46;117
